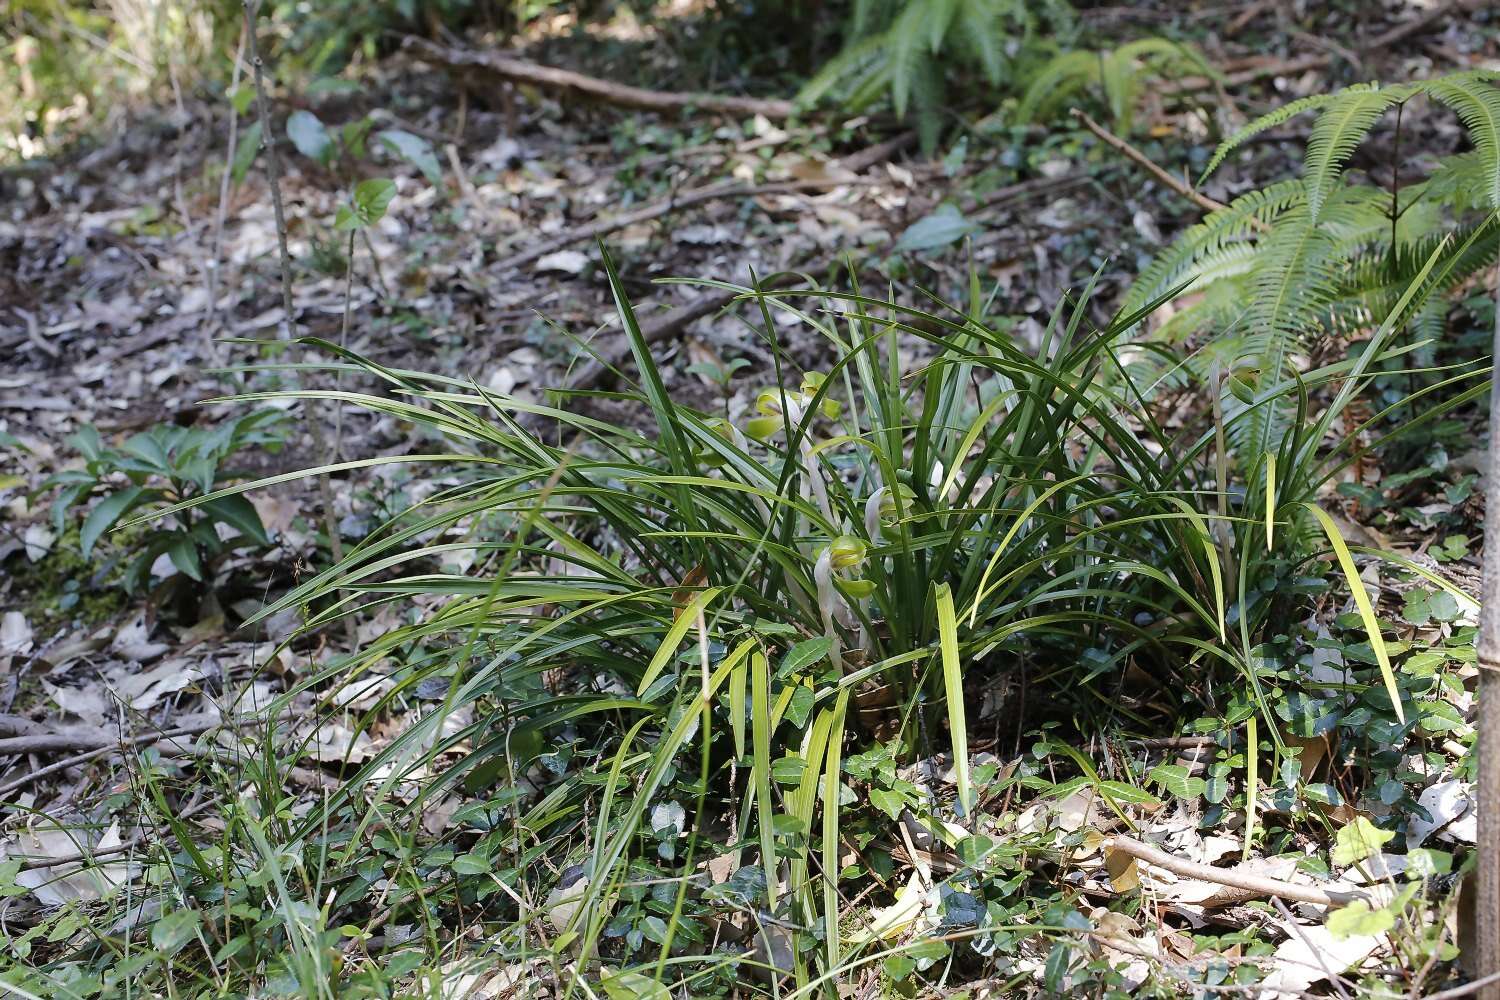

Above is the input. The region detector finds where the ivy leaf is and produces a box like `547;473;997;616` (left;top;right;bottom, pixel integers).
783;685;815;729
286;110;334;166
451;853;491;876
336;178;397;231
81;487;153;558
1149;764;1206;800
895;204;979;253
227;85;254;115
1326;899;1395;939
378;129;443;186
869;787;905;820
778;637;831;677
1332;816;1395;866
1097;780;1159;807
601;971;669;1000
151;908;201;957
167;536;203;581
231;121;262;184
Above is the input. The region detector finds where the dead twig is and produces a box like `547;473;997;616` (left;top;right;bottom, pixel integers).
1105;834;1370;908
495;133;908;275
0;713;227;757
1069;109;1258;226
1426;972;1500;1000
562;287;745;393
242;0;356;646
1473;210;1500;1000
405;36;797;120
0;713;288;797
493;175;877;275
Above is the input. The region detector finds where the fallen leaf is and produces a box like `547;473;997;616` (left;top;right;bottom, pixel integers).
0;611;33;656
535;250;590;275
1407;779;1474;848
1258;919;1381;995
111;613;170;662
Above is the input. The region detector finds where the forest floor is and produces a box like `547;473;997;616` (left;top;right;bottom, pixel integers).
1;2;1499;998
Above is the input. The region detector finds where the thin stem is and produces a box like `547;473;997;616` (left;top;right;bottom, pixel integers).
241;0;354;644
1391;101;1404;258
334;228;355;461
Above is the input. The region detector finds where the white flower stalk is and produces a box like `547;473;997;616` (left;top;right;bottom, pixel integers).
864;487;887;542
814;545;842;668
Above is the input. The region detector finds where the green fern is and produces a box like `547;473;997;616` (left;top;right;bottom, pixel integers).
1019;37;1215;134
1125;71;1500;459
798;0;1068;151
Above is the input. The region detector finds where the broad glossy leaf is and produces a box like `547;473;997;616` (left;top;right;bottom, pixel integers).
286;110;334;165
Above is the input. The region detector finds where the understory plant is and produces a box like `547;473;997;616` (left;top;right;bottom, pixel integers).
1121;70;1500;458
73;246;1481;995
1018;37;1216;134
41;412;286;603
799;0;1073;150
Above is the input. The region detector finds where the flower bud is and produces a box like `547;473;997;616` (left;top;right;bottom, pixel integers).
837;577;876;600
744;415;781;441
755;389;785;417
828;535;867;571
1226;366;1260;404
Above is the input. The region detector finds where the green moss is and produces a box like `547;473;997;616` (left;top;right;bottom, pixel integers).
10;526;132;630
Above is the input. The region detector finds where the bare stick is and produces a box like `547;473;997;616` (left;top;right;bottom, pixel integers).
1428;972;1500;1000
493;175;876;275
206;23;248;358
1105;835;1370;908
15;798;219;873
406;36;797;120
0;713;292;797
1475;254;1500;1000
1069;109;1255;224
563;288;744;393
242;0;354;637
1171;0;1474;94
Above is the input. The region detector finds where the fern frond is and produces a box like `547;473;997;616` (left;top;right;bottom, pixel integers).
1422;73;1500;209
958;0;1005;83
1241;209;1340;456
1418;150;1492;213
1303;86;1410;221
1120;179;1305;326
1331;218;1500;333
797;33;889;107
889;3;930;116
1199;84;1384;184
926;0;962;52
1016;49;1098;123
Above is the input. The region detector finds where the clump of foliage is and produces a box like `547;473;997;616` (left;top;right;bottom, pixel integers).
42;412;286;604
1018;37;1215;134
1121;71;1500;458
799;0;1074;149
64;236;1477;996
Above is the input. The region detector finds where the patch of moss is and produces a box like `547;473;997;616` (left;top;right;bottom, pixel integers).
8;525;132;630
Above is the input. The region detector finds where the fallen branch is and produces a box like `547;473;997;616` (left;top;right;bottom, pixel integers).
1425;972;1500;1000
406;36;796;120
0;712;226;757
563;287;743;392
491;131;910;275
1105;834;1370;908
1069;109;1249;223
14;798;218;873
494;174;877;274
